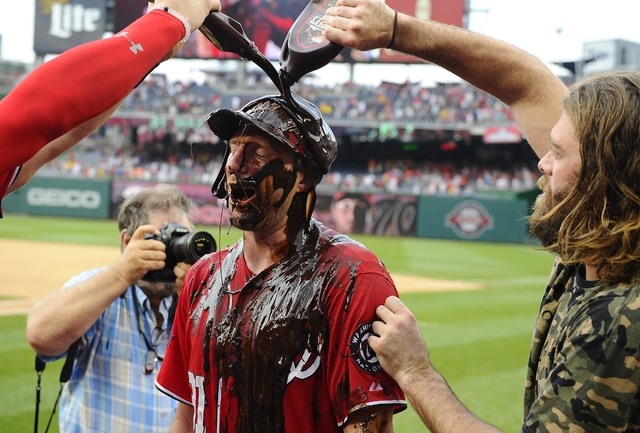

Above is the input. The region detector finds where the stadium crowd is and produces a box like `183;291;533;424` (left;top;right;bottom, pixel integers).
7;66;537;196
38;147;539;196
119;72;517;127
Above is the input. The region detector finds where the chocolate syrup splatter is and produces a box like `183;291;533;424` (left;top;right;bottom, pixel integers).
193;220;365;433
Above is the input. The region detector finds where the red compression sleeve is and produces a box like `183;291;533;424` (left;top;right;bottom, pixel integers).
0;9;186;174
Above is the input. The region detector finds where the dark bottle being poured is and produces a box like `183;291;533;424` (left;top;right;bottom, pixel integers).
198;12;283;92
279;0;344;87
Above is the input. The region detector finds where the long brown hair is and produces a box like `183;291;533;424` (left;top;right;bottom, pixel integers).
549;72;640;285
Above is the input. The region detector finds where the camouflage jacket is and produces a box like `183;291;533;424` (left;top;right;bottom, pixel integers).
523;260;640;432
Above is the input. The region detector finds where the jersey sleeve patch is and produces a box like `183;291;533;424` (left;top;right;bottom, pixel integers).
349;322;383;374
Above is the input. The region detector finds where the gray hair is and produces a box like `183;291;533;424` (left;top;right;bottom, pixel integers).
117;184;193;233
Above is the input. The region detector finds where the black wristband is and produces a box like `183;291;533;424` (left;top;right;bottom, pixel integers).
387;9;398;49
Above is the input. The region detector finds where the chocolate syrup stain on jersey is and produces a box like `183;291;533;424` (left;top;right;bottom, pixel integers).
194;220;364;432
184;148;362;431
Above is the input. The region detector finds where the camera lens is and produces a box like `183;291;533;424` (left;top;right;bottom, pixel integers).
169;231;217;264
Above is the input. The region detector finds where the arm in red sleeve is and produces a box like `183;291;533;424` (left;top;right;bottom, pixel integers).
6;101;121;195
0;9;186;174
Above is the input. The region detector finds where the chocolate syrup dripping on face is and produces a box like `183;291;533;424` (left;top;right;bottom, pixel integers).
229;157;299;231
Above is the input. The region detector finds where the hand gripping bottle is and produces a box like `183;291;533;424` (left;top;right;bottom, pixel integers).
199;12;283;91
147;1;284;90
279;0;344;88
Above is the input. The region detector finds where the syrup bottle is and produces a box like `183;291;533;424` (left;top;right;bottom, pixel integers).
279;0;344;87
148;1;283;90
198;12;257;60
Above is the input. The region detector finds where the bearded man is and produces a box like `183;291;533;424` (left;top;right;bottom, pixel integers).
322;0;640;431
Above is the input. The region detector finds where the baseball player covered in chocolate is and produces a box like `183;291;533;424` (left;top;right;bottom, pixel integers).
156;94;406;432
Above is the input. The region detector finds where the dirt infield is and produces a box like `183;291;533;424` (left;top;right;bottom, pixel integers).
0;239;480;315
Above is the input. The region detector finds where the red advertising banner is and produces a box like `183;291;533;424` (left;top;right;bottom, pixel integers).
111;180;230;226
114;0;466;63
482;126;522;144
110;180;417;236
314;191;417;236
34;0;466;61
379;0;466;63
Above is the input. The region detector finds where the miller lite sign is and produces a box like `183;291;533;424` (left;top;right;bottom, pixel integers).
34;0;106;55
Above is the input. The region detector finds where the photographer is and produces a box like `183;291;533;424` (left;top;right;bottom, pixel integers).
26;183;213;432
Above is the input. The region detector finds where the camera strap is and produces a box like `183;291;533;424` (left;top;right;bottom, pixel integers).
33;338;81;433
132;287;163;363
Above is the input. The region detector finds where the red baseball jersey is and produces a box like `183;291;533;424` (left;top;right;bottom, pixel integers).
156;220;406;432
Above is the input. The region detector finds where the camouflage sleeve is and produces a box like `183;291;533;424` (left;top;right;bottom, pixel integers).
523;331;640;432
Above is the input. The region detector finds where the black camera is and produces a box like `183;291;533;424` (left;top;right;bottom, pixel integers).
143;223;216;282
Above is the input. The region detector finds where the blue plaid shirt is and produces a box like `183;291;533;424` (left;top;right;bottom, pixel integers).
41;267;178;433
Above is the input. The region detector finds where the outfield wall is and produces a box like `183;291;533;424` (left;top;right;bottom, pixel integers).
3;177;111;219
3;178;535;244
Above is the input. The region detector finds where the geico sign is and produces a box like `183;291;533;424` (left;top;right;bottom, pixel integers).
26;188;101;209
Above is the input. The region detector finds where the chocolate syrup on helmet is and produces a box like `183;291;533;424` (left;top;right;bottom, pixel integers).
279;0;344;87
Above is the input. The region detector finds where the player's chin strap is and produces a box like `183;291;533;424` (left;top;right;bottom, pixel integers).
34;338;81;433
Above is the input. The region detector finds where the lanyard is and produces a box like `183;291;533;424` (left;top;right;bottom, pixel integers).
131;286;167;374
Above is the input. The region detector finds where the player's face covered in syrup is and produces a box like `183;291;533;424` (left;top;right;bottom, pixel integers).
225;125;306;232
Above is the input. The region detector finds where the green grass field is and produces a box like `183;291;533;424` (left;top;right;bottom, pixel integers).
0;214;554;432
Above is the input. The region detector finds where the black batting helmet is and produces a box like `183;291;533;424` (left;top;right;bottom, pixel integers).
207;93;338;198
